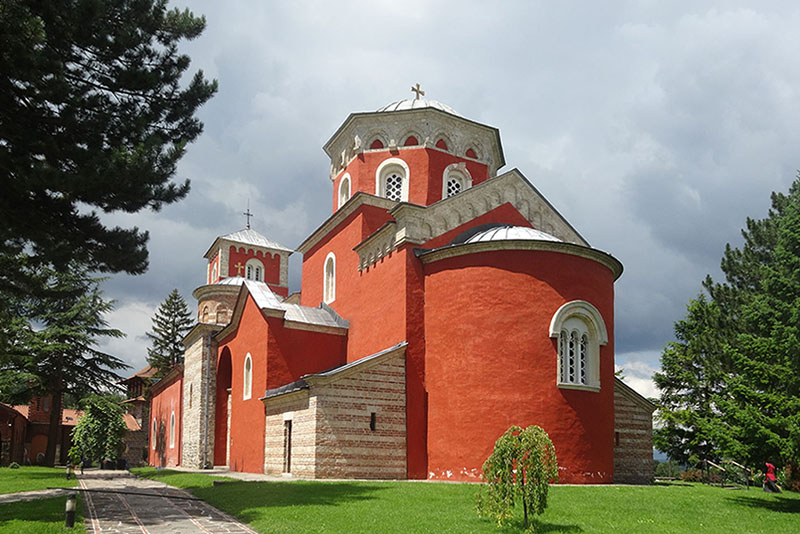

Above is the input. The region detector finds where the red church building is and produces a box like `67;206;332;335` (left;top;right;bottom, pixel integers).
148;96;655;483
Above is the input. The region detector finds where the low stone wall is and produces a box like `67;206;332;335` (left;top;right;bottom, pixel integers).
613;379;655;484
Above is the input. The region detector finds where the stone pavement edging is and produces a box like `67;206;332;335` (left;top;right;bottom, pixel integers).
78;469;259;534
0;488;69;504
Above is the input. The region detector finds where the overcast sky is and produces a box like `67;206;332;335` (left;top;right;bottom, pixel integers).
97;1;800;399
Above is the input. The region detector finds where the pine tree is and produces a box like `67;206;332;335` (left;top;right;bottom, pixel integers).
0;266;128;466
146;289;193;371
656;176;800;488
0;0;217;305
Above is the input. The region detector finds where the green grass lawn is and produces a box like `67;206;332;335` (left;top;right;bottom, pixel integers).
0;496;84;534
0;467;77;495
130;468;800;533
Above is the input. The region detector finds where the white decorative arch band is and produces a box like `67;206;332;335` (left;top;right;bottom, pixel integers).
548;300;608;345
442;162;473;199
375;157;410;202
323;252;336;304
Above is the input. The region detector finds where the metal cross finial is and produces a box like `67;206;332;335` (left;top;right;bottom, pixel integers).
411;83;425;100
243;201;253;230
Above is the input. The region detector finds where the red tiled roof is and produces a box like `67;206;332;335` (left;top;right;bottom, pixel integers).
120;365;159;383
122;413;141;431
61;409;83;426
12;405;29;418
0;403;28;420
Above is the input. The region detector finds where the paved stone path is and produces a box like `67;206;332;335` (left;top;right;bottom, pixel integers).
78;470;258;534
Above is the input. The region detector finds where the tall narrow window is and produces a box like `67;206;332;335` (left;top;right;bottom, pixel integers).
152;419;157;450
549;300;608;391
369;412;377;432
201;306;209;323
283;420;292;473
243;353;252;400
189;383;193;409
324;253;336;304
169;412;176;449
338;174;351;209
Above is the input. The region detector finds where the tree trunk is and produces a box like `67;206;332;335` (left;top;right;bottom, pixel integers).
43;389;63;466
522;470;528;528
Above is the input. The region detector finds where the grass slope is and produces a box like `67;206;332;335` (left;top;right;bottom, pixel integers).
0;496;84;534
131;469;800;533
0;467;76;495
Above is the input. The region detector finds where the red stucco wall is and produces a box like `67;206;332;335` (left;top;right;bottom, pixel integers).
215;292;347;473
227;245;282;285
423;249;616;483
331;148;490;212
216;294;269;473
149;373;183;467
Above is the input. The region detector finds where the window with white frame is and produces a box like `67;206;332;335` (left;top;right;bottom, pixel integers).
245;258;263;282
211;263;217;283
152;418;157;449
442;163;472;200
243;353;252;400
549;300;607;390
324;252;335;304
169;412;176;449
338;174;351;209
375;158;410;202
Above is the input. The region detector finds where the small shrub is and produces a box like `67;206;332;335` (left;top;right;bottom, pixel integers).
8;462;20;469
680;469;703;482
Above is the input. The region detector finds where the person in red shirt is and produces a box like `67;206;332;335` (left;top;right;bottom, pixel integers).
764;462;781;493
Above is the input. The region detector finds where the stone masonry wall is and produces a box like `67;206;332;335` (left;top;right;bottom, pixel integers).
181;333;217;468
313;352;406;479
614;381;654;484
264;392;317;477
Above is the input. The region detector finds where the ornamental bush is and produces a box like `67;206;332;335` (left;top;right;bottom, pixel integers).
476;425;558;532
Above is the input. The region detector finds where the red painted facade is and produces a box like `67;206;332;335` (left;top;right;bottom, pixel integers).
423;250;615;483
214;293;346;473
150;100;626;483
331;147;490;212
148;370;182;467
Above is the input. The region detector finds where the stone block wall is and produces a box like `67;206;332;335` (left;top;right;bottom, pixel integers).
122;430;148;467
264;393;317;477
263;349;407;479
613;379;655;484
181;332;217;468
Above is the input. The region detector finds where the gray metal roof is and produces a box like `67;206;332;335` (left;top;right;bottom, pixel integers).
376;98;461;117
262;379;309;400
465;225;562;244
219;228;293;252
245;281;349;330
215;276;246;286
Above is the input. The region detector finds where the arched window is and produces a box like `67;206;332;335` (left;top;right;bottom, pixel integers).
549;300;607;391
442;163;473;200
201;306;209;323
243;353;252;400
245;258;264;282
324;252;336;304
338;174;351;209
211;263;217;283
375;158;410;202
169;411;176;449
152;418;157;449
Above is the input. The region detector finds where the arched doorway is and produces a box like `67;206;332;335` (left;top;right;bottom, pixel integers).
214;347;232;466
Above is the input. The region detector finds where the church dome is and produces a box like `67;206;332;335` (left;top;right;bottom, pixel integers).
376;98;461;117
464;225;562;244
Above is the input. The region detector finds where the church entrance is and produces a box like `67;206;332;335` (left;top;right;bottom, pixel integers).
214;348;232;466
